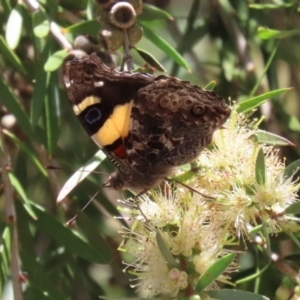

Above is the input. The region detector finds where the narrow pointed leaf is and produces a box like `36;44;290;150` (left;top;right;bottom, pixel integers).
5;4;23;49
141;24;189;71
32;204;107;264
204;81;217;90
236;88;292;113
206;289;269;300
285;202;300;215
249;3;293;9
138;3;174;21
0;77;32;137
44;72;60;154
0;227;11;297
255;148;265;185
8;173;37;219
133;47;166;72
258;27;300;40
57;150;107;203
30;42;51;128
77;213;112;262
64;20;101;36
289;115;300;132
156;231;179;269
195;253;235;293
284;159;300;178
32;10;50;38
254;130;295;146
0;36;26;74
3;129;47;176
44;49;69;72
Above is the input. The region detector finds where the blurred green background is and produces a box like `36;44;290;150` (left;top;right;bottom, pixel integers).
1;0;300;299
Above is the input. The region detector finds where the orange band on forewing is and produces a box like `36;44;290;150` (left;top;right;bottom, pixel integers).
91;101;133;150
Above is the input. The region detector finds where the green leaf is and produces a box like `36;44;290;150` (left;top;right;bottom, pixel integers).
5;4;23;50
32;10;50;38
0;77;33;137
170;166;199;183
32;203;107;264
0;227;11;297
25;284;55;300
236;88;292;113
15;202;66;300
77;213;112;263
195;253;235;293
255;148;265;185
206;289;269;300
138;3;174;21
30;42;51;128
284;159;300;178
3;129;47;177
44;72;60;155
285;231;300;250
258;27;300;40
204;81;217;90
156;231;179;269
249;3;293;9
59;0;88;10
0;36;26;74
8;172;37;220
133;47;166;72
248;224;264;235
44;49;69;72
64;20;101;36
285;201;300;215
141;24;190;71
254;130;295;146
57;150;107;203
288;116;300;132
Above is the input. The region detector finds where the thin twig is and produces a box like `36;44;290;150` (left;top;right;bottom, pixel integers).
123;29;134;71
1;130;23;300
22;0;72;49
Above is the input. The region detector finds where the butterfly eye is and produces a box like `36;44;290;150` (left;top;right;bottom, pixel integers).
192;104;206;116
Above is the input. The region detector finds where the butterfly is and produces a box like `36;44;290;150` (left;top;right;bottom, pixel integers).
63;54;231;192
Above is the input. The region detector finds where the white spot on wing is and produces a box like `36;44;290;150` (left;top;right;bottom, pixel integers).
94;81;104;87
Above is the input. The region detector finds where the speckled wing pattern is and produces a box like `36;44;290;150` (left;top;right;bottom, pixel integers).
63;54;231;191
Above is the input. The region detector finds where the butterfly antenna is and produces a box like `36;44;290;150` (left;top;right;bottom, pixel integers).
131;189;148;221
166;178;215;200
66;189;101;226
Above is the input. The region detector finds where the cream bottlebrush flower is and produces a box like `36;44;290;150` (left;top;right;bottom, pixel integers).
195;110;300;237
121;188;237;297
122;224;189;297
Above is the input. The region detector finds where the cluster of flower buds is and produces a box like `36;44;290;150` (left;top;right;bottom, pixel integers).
95;0;143;51
65;35;115;67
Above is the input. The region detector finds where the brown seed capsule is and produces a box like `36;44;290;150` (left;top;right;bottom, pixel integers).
128;0;143;15
109;2;136;29
100;24;125;52
94;0;116;9
127;23;143;46
96;5;110;24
